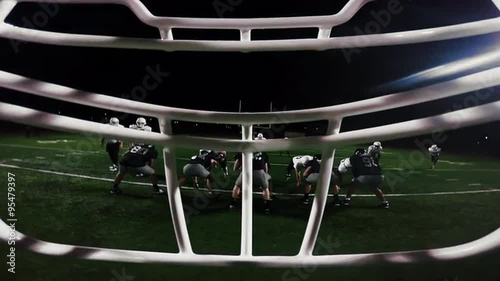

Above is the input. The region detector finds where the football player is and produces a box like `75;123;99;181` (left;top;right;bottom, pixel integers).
254;133;266;140
338;148;389;208
100;117;124;172
193;149;228;188
302;156;343;206
129;117;154;177
110;144;163;195
428;144;441;169
178;150;221;195
279;136;291;157
230;151;272;212
367;141;383;164
253;135;275;198
285;154;319;186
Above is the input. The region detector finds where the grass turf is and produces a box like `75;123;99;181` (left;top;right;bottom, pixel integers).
0;133;499;281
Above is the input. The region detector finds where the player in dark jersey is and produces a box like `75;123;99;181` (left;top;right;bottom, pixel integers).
301;156;342;206
178;150;221;195
193;149;228;189
110;144;163;195
338;148;389;208
230;152;272;212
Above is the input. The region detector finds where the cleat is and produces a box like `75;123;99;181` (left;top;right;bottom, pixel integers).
136;173;144;177
342;198;350;207
301;198;310;205
110;188;122;194
153;187;165;195
377;202;389;209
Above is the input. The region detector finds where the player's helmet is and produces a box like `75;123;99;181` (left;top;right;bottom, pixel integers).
373;141;381;147
136;117;146;128
256;133;264;139
354;148;366;155
313;154;322;160
109;117;119;125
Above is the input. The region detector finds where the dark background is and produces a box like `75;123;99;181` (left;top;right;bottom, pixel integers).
0;0;499;156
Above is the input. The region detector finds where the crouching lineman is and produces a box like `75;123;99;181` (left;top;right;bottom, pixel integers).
101;117;124;172
428;144;441;169
199;149;229;177
338;148;389;208
192;149;228;189
301;156;342;206
285;154;319;185
230;151;272;212
178;150;221;195
110;144;163;195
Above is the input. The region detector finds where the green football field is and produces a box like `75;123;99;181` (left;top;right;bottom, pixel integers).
0;133;499;281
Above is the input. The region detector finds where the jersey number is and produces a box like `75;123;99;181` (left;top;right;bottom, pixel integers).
362;157;377;167
253;152;263;161
130;146;148;155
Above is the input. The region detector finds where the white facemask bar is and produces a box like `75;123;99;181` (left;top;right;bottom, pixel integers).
0;0;499;51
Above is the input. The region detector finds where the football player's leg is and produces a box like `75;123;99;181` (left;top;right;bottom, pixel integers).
344;178;360;206
137;165;163;194
105;143;115;170
111;143;120;165
111;165;128;194
265;173;274;199
330;174;341;206
193;176;200;189
255;170;271;211
206;174;214;195
230;173;243;208
303;173;318;204
195;165;212;194
181;164;200;188
285;160;294;179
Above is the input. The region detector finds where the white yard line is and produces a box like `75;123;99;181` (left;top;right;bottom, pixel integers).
1;163;499;198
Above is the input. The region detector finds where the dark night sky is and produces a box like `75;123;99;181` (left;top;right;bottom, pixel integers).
0;0;499;151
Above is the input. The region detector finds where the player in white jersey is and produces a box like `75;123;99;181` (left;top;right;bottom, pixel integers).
367;141;383;164
129;117;154;176
428;144;441;169
101;117;124;172
285;154;318;186
254;133;266;140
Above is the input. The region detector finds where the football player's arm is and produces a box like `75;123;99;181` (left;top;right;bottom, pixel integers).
302;166;312;178
295;166;301;184
233;158;241;171
264;153;269;173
